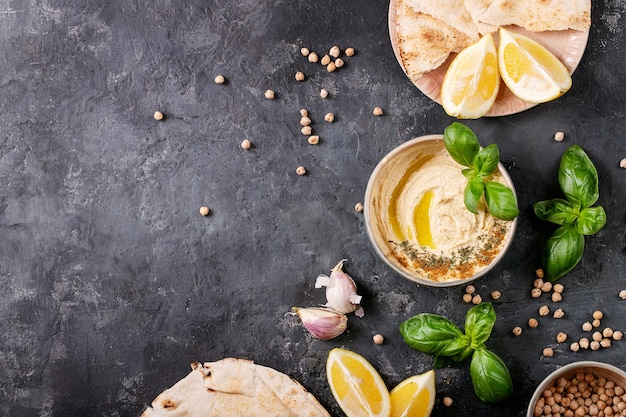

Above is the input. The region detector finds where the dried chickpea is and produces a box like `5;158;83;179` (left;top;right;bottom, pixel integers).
570;342;580;352
300;116;311;126
264;89;275;99
529;318;539;328
295;71;305;81
593;310;604;320
612;331;623;341
552;292;563;302
199;206;210;216
372;106;383;116
590;341;600;350
619;290;626;299
472;294;482;305
240;139;251;150
592;319;601;328
153;110;164;120
541;281;553;293
308;52;319;63
579;338;590;349
372;334;384;345
536;268;545;278
300;108;308;117
512;326;523;336
603;328;614;338
557;332;568;343
462;293;472;303
335;58;344;68
214;74;225;84
354;202;364;213
301;126;312;136
329;45;340;58
534;278;544;288
582;322;593;332
465;284;476;294
300;47;310;56
320;54;331;66
553;283;565;293
491;290;502;300
295;166;307;176
344;47;355;57
307;135;319;145
553;308;565;319
554;131;565;142
326;62;336;72
443;397;453;407
601;338;611;348
620;158;626;169
531;288;542;298
543;347;554;357
320;89;329;99
539;305;550;316
324;112;334;122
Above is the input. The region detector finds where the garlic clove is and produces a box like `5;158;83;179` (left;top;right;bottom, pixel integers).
316;259;365;317
291;307;348;341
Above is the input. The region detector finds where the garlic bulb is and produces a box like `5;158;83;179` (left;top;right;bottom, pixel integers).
291;307;348;340
315;259;364;317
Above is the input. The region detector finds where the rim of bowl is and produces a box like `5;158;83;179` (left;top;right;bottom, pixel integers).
364;134;518;287
527;361;626;417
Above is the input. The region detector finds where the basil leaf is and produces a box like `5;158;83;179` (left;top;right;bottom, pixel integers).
558;145;599;208
443;122;480;167
576;206;606;235
533;198;580;225
399;314;467;357
470;348;513;403
465;303;496;349
543;224;585;282
484;182;520;221
473;144;500;177
464;178;484;214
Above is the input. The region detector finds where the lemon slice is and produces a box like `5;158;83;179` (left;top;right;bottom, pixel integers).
441;33;500;119
390;370;436;417
326;348;391;417
498;27;572;103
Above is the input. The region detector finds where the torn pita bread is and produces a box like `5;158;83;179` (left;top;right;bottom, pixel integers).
141;359;330;417
403;0;480;39
464;0;591;32
396;0;478;81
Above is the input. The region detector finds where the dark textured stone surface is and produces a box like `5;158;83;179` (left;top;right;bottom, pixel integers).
0;1;624;416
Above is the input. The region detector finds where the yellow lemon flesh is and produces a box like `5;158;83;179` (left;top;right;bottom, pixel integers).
441;33;500;119
390;370;436;417
327;348;391;417
498;27;572;103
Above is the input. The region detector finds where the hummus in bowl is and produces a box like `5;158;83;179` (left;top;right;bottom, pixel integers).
364;135;517;286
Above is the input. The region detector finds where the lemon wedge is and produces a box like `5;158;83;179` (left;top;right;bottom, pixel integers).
390;370;436;417
441;33;500;119
498;27;572;103
326;348;391;417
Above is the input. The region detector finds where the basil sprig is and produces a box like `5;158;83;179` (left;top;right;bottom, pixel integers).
399;303;513;403
533;145;606;281
443;122;519;221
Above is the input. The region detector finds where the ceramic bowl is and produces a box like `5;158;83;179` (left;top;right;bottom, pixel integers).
364;135;518;287
527;361;626;417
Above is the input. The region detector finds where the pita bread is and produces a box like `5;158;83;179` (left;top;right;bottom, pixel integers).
464;0;591;32
141;359;330;417
396;0;478;80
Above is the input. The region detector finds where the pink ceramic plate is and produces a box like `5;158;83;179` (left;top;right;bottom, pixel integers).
388;0;590;117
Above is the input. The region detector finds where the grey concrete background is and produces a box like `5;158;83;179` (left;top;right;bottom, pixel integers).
0;0;624;416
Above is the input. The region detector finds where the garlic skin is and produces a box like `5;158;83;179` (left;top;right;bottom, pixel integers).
292;307;348;341
315;259;365;317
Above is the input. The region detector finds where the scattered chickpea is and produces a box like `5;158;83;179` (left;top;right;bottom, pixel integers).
300;116;311;126
199;206;210;216
462;293;472;303
491;290;502;300
592;331;603;342
465;285;476;294
512;326;523;336
531;288;542;298
324;112;335;122
557;332;568;343
590;341;600;350
264;89;275;99
553;308;565;319
570;342;580;352
553;283;564;293
592;319;601;328
543;347;554;357
619;290;626;299
326;62;337;72
295;71;305;81
320;89;329;99
554;131;565;142
301;126;312;136
300;108;308;117
354;202;364;213
539;305;550;316
240;139;251;150
443;397;453;407
620;158;626;169
535;268;545;278
300;47;310;56
534;278;544;288
600;338;612;348
472;294;482;305
541;281;553;293
308;52;319;63
529;318;539;328
582;322;593;332
372;334;384;345
552;292;563;303
372;106;383;116
214;74;225;84
153;110;164;120
307;135;319;145
329;45;340;58
345;47;355;57
593;310;604;320
612;331;623;341
295;166;307;176
603;328;614;338
579;338;590;349
321;54;331;66
335;58;345;68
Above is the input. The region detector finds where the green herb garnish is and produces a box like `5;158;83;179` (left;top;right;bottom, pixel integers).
443;122;519;221
399;303;513;404
533;145;606;281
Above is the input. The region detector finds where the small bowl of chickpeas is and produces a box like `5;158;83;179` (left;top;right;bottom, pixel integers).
528;361;626;417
